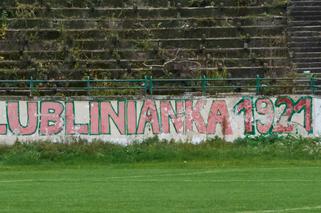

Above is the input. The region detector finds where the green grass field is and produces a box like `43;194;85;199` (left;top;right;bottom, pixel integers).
1;161;321;213
1;137;321;212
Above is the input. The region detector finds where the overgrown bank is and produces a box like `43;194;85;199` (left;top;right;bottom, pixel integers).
1;136;321;165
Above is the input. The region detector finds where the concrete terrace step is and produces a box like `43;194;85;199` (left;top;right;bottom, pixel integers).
290;7;321;12
289;42;321;48
291;47;321;52
6;16;286;22
3;6;286;19
289;35;321;41
3;27;286;40
288;31;321;37
5;16;286;30
7;17;286;29
1;39;287;52
293;57;321;62
290;0;321;2
293;52;321;58
0;57;289;69
290;3;321;7
289;25;321;31
0;0;277;7
0;48;289;60
0;1;289;79
290;11;321;16
289;21;321;26
294;62;321;68
290;15;321;21
295;67;321;72
0;66;289;78
289;39;321;44
0;57;289;63
288;0;321;75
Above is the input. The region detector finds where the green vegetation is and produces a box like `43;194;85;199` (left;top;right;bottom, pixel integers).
15;2;37;18
2;163;321;213
0;136;320;212
1;136;321;165
0;9;7;40
0;0;289;82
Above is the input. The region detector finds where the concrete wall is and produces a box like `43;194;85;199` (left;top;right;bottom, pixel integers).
0;95;318;144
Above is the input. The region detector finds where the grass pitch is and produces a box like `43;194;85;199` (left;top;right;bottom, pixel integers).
1;161;321;213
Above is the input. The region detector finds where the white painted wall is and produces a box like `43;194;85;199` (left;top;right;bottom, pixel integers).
0;95;317;144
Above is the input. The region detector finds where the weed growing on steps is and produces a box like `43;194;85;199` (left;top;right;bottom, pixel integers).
0;10;7;40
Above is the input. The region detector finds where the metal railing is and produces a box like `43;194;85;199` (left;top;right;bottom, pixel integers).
0;75;319;96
